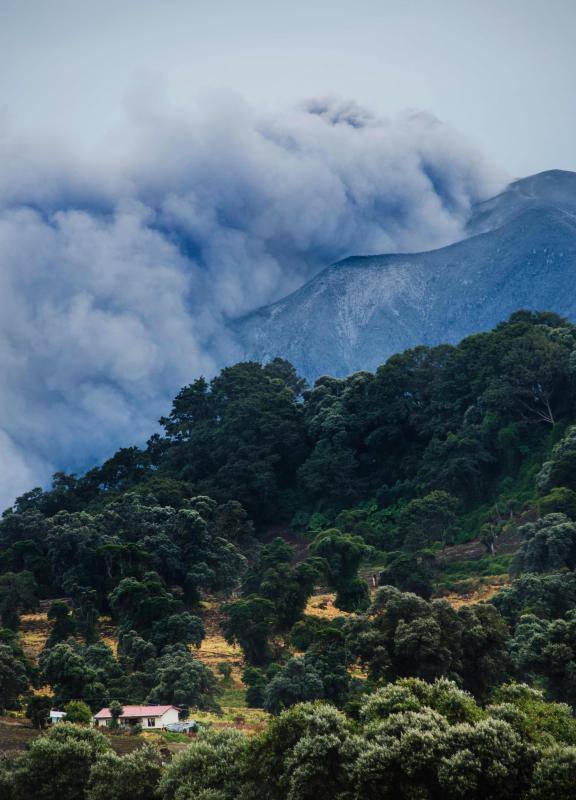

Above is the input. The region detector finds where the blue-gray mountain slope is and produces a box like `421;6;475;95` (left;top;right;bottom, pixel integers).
231;170;576;381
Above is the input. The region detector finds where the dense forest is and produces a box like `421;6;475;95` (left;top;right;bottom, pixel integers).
3;310;576;797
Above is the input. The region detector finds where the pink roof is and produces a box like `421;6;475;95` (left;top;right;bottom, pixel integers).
94;705;178;719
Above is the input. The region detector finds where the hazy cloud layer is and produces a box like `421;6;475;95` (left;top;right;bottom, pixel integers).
0;95;506;508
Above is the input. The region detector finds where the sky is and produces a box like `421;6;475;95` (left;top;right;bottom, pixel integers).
0;0;574;509
1;0;575;176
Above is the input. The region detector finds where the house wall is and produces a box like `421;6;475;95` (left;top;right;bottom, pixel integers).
160;708;179;727
95;707;179;729
141;709;179;728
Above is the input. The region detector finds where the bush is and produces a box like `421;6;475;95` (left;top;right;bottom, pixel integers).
64;699;93;725
11;723;111;800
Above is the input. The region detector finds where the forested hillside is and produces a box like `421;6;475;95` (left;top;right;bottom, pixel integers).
3;309;576;797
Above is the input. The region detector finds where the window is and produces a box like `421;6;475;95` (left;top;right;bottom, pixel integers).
147;717;156;728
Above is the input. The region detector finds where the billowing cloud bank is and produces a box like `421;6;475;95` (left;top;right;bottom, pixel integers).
0;95;506;508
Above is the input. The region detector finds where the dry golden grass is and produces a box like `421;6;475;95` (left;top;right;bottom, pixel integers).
441;575;510;609
19;612;51;660
195;599;245;686
191;706;269;736
98;616;119;656
304;593;351;621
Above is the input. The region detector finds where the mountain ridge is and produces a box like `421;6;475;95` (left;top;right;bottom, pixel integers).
232;170;576;381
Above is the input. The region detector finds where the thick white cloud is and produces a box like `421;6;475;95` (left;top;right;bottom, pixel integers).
0;95;507;509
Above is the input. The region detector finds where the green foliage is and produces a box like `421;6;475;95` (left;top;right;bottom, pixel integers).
494;571;576;624
490;684;576;746
218;662;233;682
242;539;320;633
512;513;576;574
345;586;510;701
310;529;371;610
244;702;358;800
108;700;124;728
539;486;576;518
223;595;277;666
39;642;100;708
26;693;53;729
65;699;94;724
529;746;576;799
379;550;435;598
87;743;163;800
0;642;30;712
508;610;576;706
5;682;576;799
397;491;458;550
4;313;576;796
10;723;111;800
159;728;248;800
0;570;37;630
146;645;221;713
263;657;325;714
537;425;576;494
46;599;77;646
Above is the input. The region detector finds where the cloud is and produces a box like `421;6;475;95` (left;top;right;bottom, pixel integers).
0;94;507;509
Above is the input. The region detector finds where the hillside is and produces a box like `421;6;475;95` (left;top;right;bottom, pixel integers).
232;170;576;381
3;313;576;797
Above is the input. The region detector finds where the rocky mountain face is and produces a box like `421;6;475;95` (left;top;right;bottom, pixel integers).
231;170;576;382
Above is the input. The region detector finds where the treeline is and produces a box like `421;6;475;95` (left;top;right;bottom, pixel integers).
2;681;576;800
3;310;576;718
7;310;576;528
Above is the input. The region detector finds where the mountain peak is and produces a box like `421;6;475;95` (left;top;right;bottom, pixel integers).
232;171;576;381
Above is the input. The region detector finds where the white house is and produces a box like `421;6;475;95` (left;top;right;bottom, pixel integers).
49;710;66;725
93;705;179;729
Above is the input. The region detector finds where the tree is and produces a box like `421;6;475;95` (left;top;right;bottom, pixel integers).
243;666;269;709
537;425;576;494
397;491;458;550
109;701;124;729
64;699;93;725
10;723;111;800
512;513;576;575
494;572;576;625
529;746;576;800
244;702;359;800
0;643;29;712
491;683;576;747
243;540;320;633
108;573;180;639
147;646;220;713
344;587;461;685
26;693;53;729
87;743;163;800
378;550;435;599
457;603;511;702
0;571;37;630
539;487;576;519
223;595;276;666
46;600;77;647
214;500;255;543
149;612;205;651
39;642;98;707
71;586;100;643
508;610;576;706
159;728;247;800
310;529;371;611
263;657;324;715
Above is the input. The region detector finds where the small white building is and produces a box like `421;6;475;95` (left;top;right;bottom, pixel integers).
93;704;179;729
49;710;66;725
